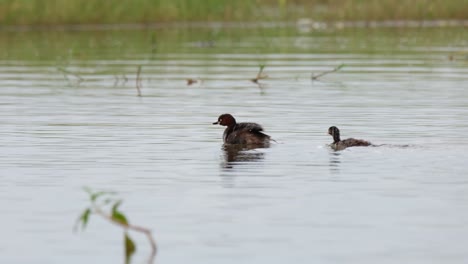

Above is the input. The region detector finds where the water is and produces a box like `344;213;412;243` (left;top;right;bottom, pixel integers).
1;26;468;264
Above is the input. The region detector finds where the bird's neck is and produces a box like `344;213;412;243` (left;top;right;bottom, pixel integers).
333;133;341;143
224;124;236;135
227;122;236;130
223;124;236;142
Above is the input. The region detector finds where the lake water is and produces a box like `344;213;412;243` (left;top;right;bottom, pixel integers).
0;25;467;264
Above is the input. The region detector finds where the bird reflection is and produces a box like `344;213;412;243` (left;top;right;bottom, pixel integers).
328;150;341;174
220;144;266;169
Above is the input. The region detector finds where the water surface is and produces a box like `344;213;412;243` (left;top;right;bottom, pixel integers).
1;26;468;264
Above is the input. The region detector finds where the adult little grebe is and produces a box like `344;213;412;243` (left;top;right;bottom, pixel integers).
328;126;371;150
213;114;270;146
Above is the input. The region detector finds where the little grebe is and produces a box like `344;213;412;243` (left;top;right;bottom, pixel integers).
328;126;371;150
213;114;270;146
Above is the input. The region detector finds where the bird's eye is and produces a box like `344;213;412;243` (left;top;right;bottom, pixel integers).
219;119;223;122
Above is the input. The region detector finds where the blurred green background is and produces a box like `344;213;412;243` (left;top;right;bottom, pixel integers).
0;0;467;26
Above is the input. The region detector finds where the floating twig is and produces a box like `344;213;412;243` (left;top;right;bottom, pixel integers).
311;64;345;80
136;66;142;96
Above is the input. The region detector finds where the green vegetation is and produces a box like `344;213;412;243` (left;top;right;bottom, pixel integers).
0;26;466;62
75;188;157;264
0;0;467;26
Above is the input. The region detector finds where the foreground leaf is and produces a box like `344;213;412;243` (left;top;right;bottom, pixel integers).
81;208;91;229
112;211;129;226
124;232;136;264
112;200;123;213
84;187;116;203
74;207;91;232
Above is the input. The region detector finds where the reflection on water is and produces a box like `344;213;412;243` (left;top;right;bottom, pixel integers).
328;150;341;174
1;26;468;264
221;145;267;169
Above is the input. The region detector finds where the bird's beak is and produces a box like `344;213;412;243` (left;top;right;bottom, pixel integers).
212;121;219;125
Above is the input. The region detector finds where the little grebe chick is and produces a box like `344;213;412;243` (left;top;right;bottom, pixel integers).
328;126;371;150
213;114;270;146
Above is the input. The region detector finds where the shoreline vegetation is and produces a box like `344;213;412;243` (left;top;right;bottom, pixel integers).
0;0;467;27
1;20;467;32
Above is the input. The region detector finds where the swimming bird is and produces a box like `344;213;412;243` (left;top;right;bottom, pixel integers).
328;126;371;150
213;114;270;146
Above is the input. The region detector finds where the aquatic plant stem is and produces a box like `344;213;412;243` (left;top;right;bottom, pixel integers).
57;67;85;86
136;66;142;96
311;64;344;80
251;64;268;84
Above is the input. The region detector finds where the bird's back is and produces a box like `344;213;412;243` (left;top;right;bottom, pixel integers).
224;122;270;145
340;138;372;148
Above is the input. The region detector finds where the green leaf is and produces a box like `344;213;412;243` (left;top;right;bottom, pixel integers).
90;191;108;202
103;198;114;205
81;208;91;229
112;200;122;213
112;210;129;226
74;207;92;232
112;200;128;225
111;201;129;225
83;187;117;203
124;232;137;263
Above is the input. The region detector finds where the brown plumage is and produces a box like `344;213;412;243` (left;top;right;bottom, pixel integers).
213;114;270;146
328;126;371;150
